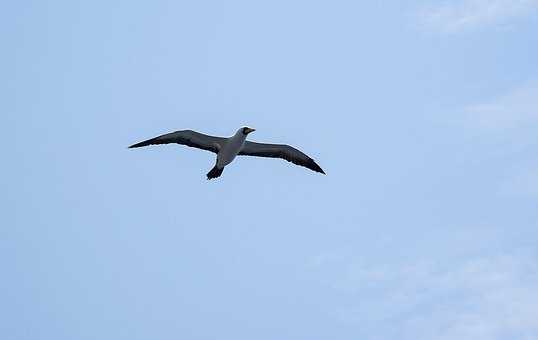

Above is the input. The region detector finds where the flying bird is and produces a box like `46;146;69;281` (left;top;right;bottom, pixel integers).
129;126;325;179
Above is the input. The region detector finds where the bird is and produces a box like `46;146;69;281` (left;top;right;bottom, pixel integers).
128;126;325;180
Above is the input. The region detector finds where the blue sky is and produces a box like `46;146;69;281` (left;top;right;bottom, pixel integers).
3;1;538;339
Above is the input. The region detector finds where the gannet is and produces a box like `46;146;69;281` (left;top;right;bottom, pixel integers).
129;126;325;179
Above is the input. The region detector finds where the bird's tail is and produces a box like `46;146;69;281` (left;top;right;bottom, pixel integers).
207;164;224;180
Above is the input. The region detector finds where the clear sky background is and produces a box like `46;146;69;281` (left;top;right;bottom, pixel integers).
3;1;538;339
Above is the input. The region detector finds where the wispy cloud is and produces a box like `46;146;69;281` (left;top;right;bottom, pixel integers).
459;84;538;196
500;164;538;196
464;85;538;131
417;0;538;33
312;250;538;339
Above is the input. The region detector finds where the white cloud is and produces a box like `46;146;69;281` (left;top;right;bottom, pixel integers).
464;85;538;131
313;250;538;340
500;165;538;196
458;84;538;197
417;0;538;33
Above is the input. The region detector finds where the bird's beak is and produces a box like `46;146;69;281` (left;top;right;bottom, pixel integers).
246;128;256;134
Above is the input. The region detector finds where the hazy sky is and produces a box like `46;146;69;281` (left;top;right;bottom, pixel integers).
3;1;538;339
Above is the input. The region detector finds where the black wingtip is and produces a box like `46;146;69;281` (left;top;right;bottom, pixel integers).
128;140;151;148
308;159;326;175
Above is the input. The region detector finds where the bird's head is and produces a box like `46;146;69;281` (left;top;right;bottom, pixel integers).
241;126;256;135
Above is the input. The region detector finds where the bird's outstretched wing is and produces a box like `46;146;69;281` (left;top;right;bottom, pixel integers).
129;130;226;154
238;141;325;174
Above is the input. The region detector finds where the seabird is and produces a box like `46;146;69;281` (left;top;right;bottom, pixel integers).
129;126;325;179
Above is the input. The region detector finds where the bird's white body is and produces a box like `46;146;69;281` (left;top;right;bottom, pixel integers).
216;129;248;168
